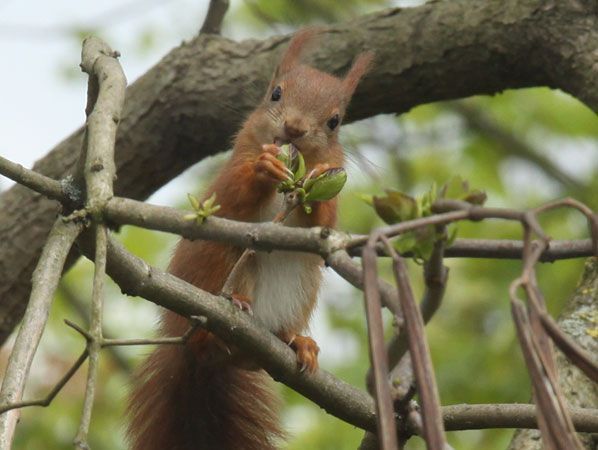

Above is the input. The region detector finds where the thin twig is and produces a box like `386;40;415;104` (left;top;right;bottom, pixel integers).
59;284;131;373
72;35;126;449
382;237;447;450
73;226;107;449
65;317;202;348
387;228;449;405
0;218;84;448
78;36;126;215
0;349;88;415
441;404;598;432
199;0;229;35
0;155;65;202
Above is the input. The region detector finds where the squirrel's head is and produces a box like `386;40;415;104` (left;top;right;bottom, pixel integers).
250;29;373;156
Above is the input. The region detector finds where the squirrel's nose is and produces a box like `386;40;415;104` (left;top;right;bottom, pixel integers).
284;120;307;139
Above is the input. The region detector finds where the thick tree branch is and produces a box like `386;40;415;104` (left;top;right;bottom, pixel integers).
75;231;598;437
1;0;596;344
78;232;379;433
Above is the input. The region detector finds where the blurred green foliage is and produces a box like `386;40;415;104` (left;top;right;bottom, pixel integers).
5;1;597;449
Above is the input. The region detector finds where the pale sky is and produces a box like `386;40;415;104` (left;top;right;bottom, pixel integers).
0;0;212;202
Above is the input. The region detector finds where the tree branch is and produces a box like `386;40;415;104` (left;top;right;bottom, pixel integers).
0;218;84;448
73;35;126;449
75;231;598;437
443;404;598;432
199;0;229;35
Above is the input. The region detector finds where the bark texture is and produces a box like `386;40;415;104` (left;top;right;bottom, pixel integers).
1;0;597;344
508;257;598;450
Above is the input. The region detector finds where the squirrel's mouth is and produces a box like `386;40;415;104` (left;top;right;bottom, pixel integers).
273;137;287;146
274;136;303;151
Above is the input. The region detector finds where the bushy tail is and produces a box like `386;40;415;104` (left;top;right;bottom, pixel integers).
126;340;284;450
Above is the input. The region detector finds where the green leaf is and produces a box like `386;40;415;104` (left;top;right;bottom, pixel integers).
394;232;418;254
294;151;306;181
419;182;438;216
413;226;436;261
440;176;487;205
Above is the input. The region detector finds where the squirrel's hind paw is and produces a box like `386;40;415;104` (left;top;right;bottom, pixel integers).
290;335;320;373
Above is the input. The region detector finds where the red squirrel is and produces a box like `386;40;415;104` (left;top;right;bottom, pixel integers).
126;29;372;450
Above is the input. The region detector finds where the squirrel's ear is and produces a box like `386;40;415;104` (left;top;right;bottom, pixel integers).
343;51;374;98
274;28;319;77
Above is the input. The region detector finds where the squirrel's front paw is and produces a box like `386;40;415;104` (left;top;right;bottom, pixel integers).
230;293;253;315
254;145;291;183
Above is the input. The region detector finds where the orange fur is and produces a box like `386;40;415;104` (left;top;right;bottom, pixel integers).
127;29;372;450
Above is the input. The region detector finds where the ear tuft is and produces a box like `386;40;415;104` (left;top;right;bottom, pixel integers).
276;28;320;76
343;51;374;98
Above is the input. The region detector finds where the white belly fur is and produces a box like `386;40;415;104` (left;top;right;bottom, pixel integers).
250;193;322;333
252;251;321;333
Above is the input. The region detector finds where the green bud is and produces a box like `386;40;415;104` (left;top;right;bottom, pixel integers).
373;190;418;224
202;192;217;209
464;189;487;205
304;167;347;202
187;193;200;211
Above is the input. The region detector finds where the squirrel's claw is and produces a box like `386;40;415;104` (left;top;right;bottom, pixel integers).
229;293;253;315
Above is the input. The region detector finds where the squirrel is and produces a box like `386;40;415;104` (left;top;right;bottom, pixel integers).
126;29;372;450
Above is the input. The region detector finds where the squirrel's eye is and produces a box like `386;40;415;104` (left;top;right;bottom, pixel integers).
327;114;340;130
271;86;282;101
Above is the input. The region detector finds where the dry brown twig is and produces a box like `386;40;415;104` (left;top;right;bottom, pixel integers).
361;234;400;450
